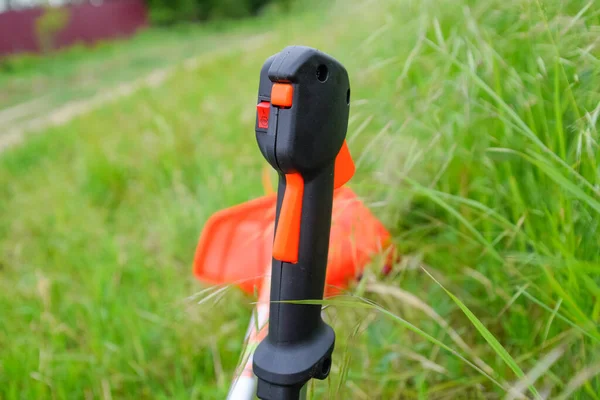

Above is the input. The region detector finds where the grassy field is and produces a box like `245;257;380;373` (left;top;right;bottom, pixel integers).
1;0;600;398
0;15;277;128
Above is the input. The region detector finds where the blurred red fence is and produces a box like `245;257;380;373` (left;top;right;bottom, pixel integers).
0;0;148;56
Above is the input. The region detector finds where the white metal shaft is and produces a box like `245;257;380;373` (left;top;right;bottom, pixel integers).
227;272;271;400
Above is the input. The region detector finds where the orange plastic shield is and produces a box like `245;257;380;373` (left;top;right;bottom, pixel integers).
193;187;392;295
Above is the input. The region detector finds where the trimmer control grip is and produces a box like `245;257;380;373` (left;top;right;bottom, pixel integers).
253;46;353;400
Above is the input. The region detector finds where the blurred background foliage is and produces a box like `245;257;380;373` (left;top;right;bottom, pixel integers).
146;0;292;25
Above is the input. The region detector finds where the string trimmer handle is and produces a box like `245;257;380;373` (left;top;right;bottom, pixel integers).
253;46;354;400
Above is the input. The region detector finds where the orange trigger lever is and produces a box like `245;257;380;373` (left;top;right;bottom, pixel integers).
272;141;354;264
272;173;304;263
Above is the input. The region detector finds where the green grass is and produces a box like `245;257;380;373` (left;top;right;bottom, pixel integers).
1;0;600;398
0;11;282;118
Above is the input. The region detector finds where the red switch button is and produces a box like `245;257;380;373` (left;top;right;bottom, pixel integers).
256;102;270;129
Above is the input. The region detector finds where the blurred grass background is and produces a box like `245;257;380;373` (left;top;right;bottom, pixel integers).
1;0;600;398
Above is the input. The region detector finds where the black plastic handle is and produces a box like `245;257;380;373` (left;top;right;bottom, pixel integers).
253;46;351;400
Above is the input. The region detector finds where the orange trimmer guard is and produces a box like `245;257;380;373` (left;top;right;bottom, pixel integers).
193;187;392;296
